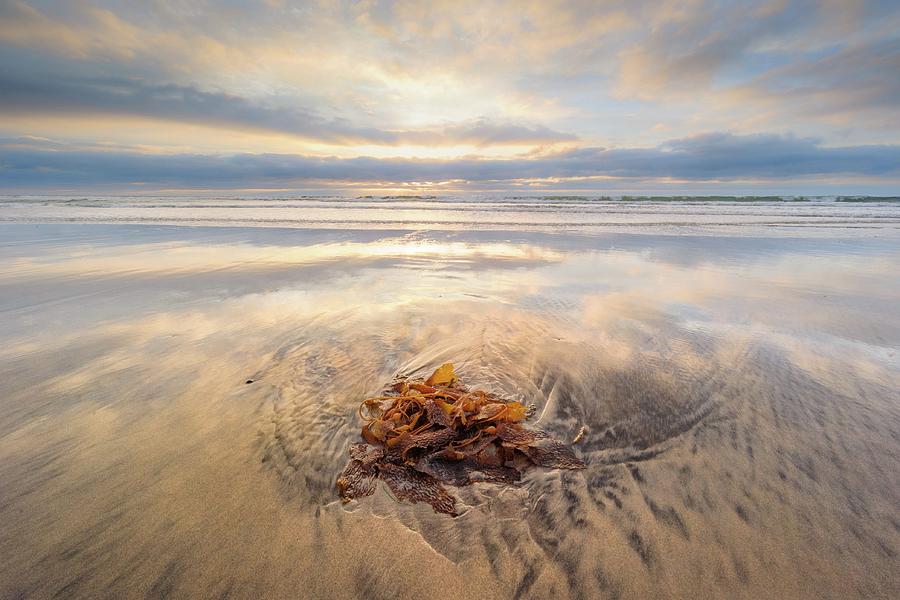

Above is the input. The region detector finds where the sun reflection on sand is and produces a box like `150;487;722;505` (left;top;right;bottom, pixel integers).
0;238;564;279
0;225;898;598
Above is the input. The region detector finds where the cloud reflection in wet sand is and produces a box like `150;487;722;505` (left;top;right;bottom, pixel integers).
0;225;898;599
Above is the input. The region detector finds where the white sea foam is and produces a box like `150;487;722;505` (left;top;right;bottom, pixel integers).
1;195;899;236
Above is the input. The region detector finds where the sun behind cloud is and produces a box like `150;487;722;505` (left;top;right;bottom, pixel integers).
0;0;898;193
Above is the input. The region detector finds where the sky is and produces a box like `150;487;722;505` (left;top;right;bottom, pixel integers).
0;0;899;195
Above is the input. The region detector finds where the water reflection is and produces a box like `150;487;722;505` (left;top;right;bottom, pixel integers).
0;225;898;599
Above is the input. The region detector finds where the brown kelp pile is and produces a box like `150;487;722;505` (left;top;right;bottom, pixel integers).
337;363;585;515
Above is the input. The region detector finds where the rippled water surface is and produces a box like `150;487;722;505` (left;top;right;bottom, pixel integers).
3;194;900;233
0;198;899;599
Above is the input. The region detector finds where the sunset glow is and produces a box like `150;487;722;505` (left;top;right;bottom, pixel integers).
1;0;899;193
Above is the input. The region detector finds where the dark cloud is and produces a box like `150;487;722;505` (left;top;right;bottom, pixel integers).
617;2;786;95
2;132;898;188
0;68;575;146
612;0;900;132
435;120;577;145
0;70;388;142
738;36;900;121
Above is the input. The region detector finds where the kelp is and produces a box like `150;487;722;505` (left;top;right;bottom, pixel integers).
337;362;585;515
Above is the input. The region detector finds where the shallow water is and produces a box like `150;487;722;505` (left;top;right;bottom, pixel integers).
3;194;900;234
0;211;899;598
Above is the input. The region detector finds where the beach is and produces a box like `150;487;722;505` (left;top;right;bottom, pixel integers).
1;197;899;598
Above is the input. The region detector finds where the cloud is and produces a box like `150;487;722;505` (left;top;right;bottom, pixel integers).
728;36;900;124
433;120;578;146
2;132;898;188
1;0;899;168
0;1;592;142
614;0;877;99
0;71;390;144
0;0;140;59
0;71;575;146
612;0;900;136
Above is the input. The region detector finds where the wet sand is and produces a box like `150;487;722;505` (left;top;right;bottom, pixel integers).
0;222;898;599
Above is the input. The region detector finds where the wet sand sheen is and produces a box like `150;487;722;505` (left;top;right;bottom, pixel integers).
0;224;898;599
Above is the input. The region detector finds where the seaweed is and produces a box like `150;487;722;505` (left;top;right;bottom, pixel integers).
337;363;585;515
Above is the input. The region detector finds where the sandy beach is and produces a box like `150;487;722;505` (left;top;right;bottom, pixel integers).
1;198;898;598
